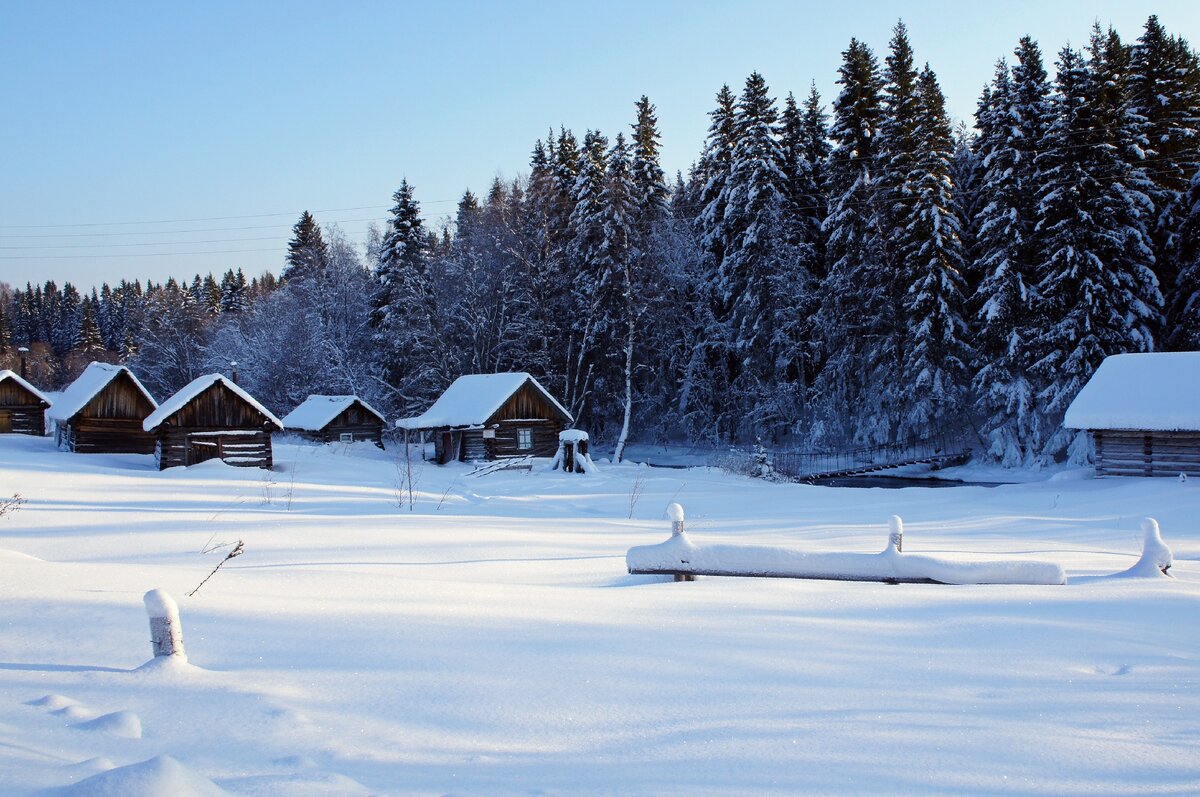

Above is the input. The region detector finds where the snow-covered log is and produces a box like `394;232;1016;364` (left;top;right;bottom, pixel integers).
626;511;1066;585
144;589;187;661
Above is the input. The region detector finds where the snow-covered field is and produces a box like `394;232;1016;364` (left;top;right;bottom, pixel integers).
1;434;1198;796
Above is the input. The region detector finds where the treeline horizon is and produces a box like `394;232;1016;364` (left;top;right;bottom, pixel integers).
2;15;1198;466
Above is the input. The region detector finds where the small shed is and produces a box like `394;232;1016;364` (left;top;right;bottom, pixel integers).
281;395;386;447
397;372;573;464
48;362;158;454
1064;352;1200;476
0;370;51;435
143;374;283;470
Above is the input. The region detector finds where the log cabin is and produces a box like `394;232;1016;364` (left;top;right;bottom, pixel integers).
48;362;158;453
1064;352;1200;477
396;372;573;464
143;374;283;470
281;395;386;447
0;369;51;436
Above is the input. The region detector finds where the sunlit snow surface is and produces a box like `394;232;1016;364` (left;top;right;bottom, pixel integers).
0;434;1197;795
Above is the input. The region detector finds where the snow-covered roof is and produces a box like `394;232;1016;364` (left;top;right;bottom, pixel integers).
0;369;51;406
46;362;157;423
1064;352;1200;431
396;372;572;430
281;395;386;431
143;374;283;432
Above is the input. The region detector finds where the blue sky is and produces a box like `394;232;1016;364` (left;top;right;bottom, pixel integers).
2;1;1197;290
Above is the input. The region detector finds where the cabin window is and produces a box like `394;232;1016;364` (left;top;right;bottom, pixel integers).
340;432;354;443
517;428;533;450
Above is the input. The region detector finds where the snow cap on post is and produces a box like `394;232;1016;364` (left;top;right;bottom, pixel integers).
667;503;686;537
143;589;186;660
887;516;904;554
1138;518;1172;575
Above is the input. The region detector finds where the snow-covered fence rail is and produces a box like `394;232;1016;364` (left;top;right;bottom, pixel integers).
626;507;1066;586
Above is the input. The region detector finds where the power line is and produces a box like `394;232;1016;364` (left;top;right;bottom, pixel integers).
0;201;459;230
0;247;283;260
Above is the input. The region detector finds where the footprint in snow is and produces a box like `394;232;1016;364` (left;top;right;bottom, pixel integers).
72;710;143;739
1086;663;1133;677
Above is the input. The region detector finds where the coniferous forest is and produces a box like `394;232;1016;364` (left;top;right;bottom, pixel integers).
3;17;1199;465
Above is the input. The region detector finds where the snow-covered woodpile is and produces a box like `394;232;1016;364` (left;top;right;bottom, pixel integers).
47;362;158;454
397;373;573;464
0;369;50;436
143;374;283;470
282;395;386;447
1065;352;1200;477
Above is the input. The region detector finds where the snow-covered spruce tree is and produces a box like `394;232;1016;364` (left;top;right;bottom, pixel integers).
1129;15;1200;302
564;130;610;426
866;21;924;442
218;269;248;314
1167;167;1200;351
773;87;829;426
369;179;440;414
970;38;1054;464
896;65;971;440
283;211;329;284
77;300;104;355
593;134;639;460
694;85;738;275
1032;39;1161;462
950;124;984;302
626;97;676;446
721;72;791;437
514;138;568;386
0;300;9;354
686;85;740;440
813;37;884;446
630;96;669;222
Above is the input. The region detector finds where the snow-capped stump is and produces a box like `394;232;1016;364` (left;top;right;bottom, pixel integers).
550;429;597;474
627;515;1066;585
144;589;187;661
1120;517;1173;578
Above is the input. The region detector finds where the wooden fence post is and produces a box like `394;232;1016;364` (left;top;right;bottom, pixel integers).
666;503;695;581
888;515;904;553
143;589;187;661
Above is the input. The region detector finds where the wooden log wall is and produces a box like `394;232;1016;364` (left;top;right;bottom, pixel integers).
154;428;274;470
489;420;561;458
0;378;47;435
63;418;156;454
0;406;45;435
295;423;384;446
1094;431;1200;477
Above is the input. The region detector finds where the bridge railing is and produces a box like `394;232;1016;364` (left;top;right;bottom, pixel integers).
750;430;970;482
